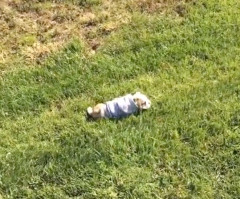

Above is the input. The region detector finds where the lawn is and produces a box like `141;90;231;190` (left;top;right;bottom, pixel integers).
0;0;240;198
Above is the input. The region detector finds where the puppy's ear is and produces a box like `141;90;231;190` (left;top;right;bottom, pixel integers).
134;98;145;110
134;98;140;108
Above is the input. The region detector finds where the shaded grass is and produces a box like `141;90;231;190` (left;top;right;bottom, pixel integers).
0;0;240;198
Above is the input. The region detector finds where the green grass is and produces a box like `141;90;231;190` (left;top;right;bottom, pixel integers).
1;0;240;198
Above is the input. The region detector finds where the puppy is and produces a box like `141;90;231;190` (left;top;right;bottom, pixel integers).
87;92;151;119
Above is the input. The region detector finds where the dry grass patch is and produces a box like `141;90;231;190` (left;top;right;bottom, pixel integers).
0;0;86;65
0;0;188;68
0;0;132;66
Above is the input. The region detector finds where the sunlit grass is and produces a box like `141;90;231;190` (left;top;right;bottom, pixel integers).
0;0;240;198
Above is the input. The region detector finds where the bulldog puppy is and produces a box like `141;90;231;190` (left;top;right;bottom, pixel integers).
87;92;151;119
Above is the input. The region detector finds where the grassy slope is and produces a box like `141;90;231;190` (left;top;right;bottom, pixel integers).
0;0;240;198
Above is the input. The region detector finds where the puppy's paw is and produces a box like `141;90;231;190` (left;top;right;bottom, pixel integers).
87;107;93;115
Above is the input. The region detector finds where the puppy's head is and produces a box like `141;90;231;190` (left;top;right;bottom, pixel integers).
133;92;151;110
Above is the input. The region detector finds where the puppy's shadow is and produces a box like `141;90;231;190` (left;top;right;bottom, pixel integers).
85;114;119;123
85;110;145;122
85;110;96;122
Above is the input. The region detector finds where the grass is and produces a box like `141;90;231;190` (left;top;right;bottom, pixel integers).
0;0;240;198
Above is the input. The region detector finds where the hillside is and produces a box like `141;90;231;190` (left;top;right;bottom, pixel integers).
0;0;240;198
